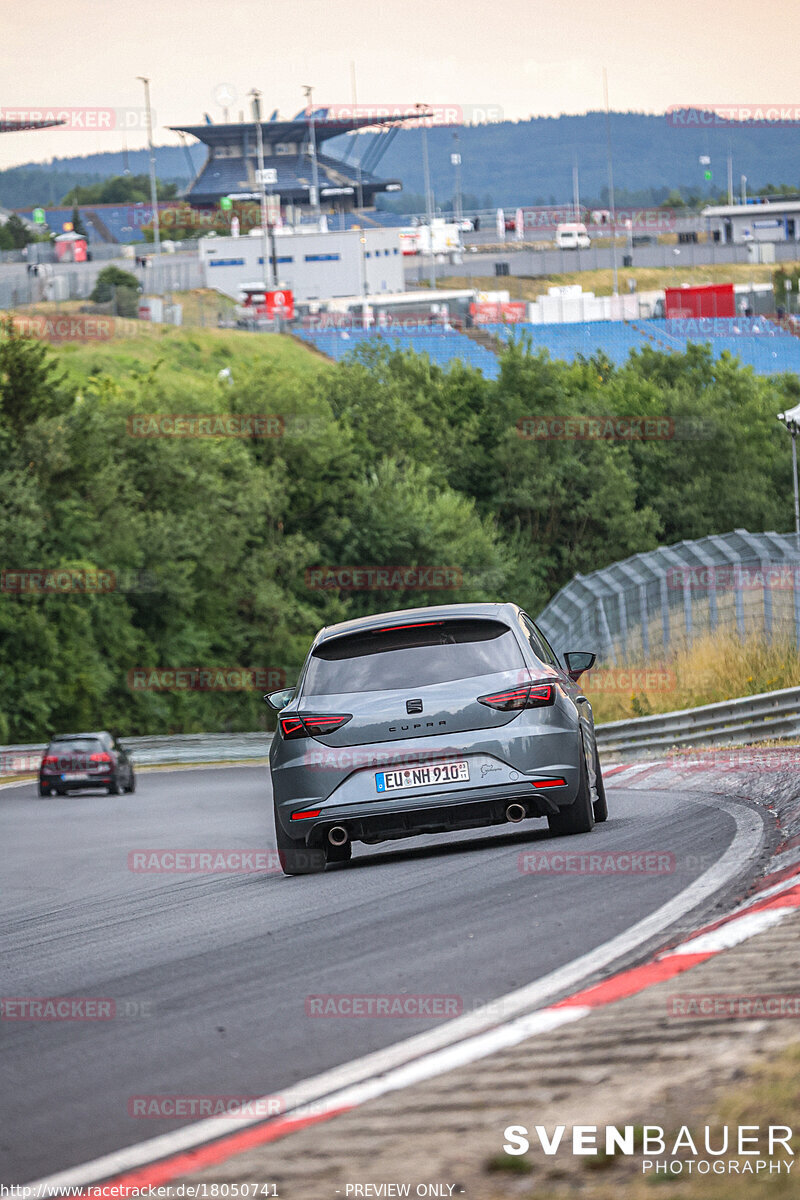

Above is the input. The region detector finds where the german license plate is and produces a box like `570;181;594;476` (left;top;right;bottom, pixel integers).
376;760;469;793
62;773;88;781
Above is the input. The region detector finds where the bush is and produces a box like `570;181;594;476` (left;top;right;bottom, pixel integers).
90;266;140;306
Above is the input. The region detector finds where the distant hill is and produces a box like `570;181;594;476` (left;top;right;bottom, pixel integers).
0;145;204;209
2;111;799;211
353;111;800;209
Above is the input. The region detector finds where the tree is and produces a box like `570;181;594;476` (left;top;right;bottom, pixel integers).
70;206;88;238
62;175;178;206
0;212;33;250
0;317;70;437
89;265;140;316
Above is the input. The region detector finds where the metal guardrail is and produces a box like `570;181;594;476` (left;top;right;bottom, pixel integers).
595;685;800;757
3;686;800;775
0;732;273;775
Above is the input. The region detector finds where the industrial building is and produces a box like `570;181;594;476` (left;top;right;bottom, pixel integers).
702;198;800;244
199;227;406;302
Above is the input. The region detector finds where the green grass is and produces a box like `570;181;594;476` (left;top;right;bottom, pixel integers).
55;323;327;387
587;632;800;724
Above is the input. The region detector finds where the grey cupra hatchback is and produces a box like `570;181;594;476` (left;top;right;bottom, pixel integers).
266;602;607;875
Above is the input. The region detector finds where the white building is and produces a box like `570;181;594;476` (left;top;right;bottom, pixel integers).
702;199;800;245
199;227;405;302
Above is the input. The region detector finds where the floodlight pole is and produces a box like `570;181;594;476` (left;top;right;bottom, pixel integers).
778;410;800;537
603;69;619;300
303;85;321;220
418;104;435;288
137;76;161;288
792;431;800;538
452;132;463;226
250;90;275;291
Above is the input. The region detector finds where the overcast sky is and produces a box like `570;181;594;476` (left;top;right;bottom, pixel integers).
1;0;793;169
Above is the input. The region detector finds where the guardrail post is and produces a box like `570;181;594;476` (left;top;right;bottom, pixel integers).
618;589;628;652
597;597;617;665
659;574;670;654
682;571;693;645
761;558;773;641
708;566;718;632
734;566;745;639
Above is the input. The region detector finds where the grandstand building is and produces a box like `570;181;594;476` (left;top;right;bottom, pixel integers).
169;111;403;217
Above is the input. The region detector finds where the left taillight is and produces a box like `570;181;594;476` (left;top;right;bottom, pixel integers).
41;755;59;772
279;714;352;740
478;683;556;711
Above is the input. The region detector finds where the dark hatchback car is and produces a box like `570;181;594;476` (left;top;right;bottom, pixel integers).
38;731;136;797
266;602;606;874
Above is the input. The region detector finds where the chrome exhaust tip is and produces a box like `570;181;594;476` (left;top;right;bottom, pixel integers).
505;803;526;823
327;825;349;847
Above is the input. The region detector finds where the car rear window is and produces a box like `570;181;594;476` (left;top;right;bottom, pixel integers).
47;738;103;753
302;618;525;695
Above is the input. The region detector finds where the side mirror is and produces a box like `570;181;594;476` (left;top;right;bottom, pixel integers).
563;651;596;682
264;686;296;711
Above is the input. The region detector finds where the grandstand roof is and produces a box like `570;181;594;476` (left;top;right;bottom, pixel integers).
0;117;66;133
169;114;399;147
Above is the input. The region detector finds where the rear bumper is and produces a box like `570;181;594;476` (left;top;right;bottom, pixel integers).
283;779;572;845
40;774;116;791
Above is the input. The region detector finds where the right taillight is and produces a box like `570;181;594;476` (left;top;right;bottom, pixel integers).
279;713;352;740
478;683;556;711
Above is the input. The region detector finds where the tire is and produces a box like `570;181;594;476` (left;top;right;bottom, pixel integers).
274;804;327;875
108;778;122;796
125;772;137;794
38;782;50;797
547;733;595;836
592;744;608;823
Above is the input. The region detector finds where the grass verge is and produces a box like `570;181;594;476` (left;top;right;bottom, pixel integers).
587;631;800;723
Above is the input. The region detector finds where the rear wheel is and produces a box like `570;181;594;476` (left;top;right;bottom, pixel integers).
108;778;122;796
547;733;595;836
125;772;137;794
38;783;51;797
274;805;327;875
592;745;608;823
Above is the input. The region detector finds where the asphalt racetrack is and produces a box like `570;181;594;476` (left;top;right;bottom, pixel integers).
0;765;764;1183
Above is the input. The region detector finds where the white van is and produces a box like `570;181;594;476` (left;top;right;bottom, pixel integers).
556;222;591;250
